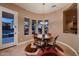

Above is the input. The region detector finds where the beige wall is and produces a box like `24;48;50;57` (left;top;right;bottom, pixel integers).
0;3;79;51
44;3;79;51
0;3;44;43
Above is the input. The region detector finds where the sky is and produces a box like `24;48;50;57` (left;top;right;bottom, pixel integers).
2;18;14;23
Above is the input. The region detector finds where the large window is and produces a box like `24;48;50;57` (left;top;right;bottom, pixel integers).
32;20;36;34
24;18;48;35
24;17;30;35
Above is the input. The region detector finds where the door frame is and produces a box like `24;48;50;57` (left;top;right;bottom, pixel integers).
0;6;18;49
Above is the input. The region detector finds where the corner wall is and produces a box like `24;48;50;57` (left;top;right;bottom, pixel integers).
0;3;43;43
45;3;79;51
0;3;79;51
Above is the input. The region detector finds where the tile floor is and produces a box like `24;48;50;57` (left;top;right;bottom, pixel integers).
0;44;27;56
0;41;78;56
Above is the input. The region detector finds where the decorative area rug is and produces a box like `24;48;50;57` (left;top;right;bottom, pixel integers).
25;44;64;56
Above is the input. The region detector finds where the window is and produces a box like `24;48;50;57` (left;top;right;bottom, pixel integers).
24;17;30;35
44;20;48;34
32;20;36;34
38;20;42;34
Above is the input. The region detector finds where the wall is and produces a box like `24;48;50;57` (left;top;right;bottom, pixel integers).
0;3;79;51
45;3;79;51
0;3;44;43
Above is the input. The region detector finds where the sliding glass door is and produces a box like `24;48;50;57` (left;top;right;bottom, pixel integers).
2;12;14;44
0;6;18;49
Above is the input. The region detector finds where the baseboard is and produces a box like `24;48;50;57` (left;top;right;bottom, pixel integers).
0;45;16;51
0;40;33;50
17;40;33;45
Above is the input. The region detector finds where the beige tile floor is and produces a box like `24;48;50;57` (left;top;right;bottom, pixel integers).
0;44;27;56
0;41;78;56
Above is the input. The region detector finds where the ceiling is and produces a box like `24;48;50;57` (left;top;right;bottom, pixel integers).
15;3;68;14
